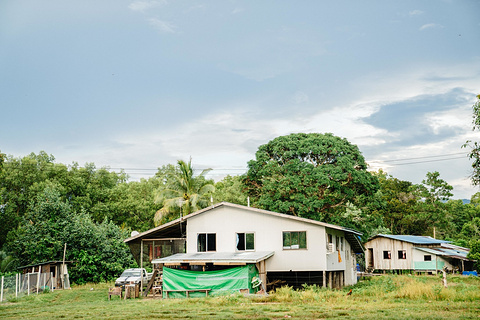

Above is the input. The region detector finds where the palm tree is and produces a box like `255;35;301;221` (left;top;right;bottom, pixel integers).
154;159;215;226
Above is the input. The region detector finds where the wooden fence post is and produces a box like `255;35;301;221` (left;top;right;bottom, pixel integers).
1;275;4;302
36;265;41;294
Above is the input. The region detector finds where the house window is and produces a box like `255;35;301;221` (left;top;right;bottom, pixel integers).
383;251;391;259
197;233;216;252
283;231;307;249
340;237;344;251
236;232;255;251
336;236;340;251
424;255;432;261
398;250;406;260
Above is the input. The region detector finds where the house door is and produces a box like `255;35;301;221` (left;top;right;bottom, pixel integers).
368;248;374;269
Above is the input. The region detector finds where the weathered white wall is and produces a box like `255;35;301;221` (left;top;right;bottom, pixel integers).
186;205;355;276
364;237;414;270
344;247;357;286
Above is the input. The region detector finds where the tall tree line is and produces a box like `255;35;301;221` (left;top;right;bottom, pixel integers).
2;104;480;277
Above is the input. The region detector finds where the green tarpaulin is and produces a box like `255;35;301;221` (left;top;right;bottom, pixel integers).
163;265;259;298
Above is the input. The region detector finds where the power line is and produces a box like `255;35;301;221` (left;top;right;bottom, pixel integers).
114;152;469;175
384;156;466;166
7;151;468;174
379;152;466;163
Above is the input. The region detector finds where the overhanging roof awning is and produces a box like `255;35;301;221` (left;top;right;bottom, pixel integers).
152;251;275;266
344;232;365;254
414;247;472;261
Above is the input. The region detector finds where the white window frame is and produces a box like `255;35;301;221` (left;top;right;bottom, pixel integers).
283;231;307;250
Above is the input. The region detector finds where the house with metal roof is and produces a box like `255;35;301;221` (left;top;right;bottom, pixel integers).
364;234;475;274
124;202;364;294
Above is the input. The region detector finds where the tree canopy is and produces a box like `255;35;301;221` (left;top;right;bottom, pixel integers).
5;186;135;283
244;133;379;222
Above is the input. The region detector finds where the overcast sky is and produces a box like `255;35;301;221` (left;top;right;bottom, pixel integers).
1;1;480;199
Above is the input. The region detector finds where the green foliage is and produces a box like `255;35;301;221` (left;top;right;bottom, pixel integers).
107;177;161;232
414;171;453;204
467;239;480;270
244;133;379;223
0;149;4;171
212;175;248;205
461;217;480;239
4;186;135;284
0;250;15;274
368;170;459;238
154;159;215;225
463;94;480;185
0;152;128;248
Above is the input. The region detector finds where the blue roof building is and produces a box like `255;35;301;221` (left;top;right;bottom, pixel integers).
364;234;474;274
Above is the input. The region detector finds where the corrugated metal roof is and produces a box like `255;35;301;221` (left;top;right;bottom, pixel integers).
373;234;449;245
18;261;73;269
414;247;471;261
151;251;275;264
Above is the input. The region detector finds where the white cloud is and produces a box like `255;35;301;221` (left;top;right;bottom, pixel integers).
419;23;443;31
409;9;423;16
232;7;244;14
291;91;309;105
128;1;165;13
148;17;176;33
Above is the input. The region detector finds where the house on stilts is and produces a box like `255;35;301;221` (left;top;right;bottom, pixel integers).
124;202;364;297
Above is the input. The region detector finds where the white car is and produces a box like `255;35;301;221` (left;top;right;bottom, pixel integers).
115;268;152;287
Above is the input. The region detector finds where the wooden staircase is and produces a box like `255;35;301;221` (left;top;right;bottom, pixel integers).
143;269;162;297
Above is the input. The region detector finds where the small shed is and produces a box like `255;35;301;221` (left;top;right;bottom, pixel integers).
365;235;475;274
18;261;72;290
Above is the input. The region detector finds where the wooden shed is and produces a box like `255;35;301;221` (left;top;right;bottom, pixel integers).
364;235;474;274
18;261;72;290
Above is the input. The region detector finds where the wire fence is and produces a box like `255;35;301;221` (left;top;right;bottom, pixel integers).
0;272;68;302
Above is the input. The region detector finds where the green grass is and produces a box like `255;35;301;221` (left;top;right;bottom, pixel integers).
1;275;479;319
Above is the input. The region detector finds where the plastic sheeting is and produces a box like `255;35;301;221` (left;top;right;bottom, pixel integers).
163;265;259;298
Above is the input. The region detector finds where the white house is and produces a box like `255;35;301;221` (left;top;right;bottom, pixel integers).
364;234;474;274
125;202;364;290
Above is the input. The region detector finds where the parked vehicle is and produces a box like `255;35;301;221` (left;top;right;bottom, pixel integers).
115;268;153;287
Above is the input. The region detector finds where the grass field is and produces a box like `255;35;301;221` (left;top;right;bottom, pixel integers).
1;275;479;319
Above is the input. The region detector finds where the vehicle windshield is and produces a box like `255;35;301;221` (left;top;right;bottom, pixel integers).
120;270;141;277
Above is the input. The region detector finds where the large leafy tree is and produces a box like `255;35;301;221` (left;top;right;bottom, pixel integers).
154;159;215;225
464;94;480;185
414;171;453;205
411;172;454;238
243;133;379;222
